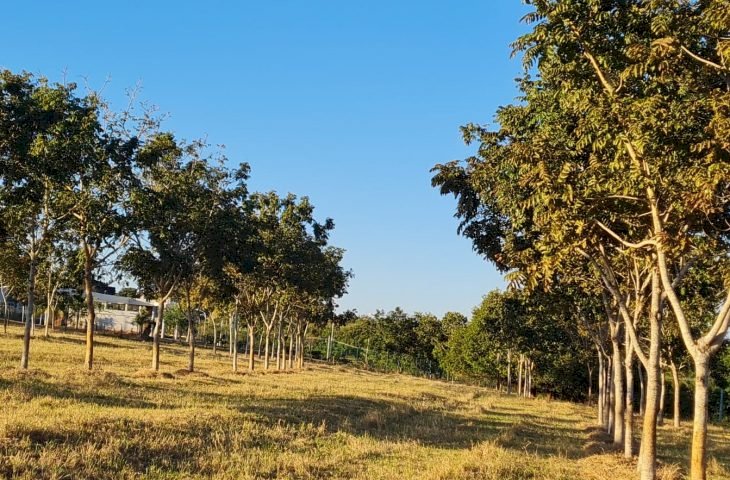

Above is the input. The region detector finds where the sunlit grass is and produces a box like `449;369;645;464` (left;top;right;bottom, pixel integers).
0;324;727;479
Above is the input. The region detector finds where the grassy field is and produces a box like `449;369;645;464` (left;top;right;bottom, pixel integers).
0;324;728;480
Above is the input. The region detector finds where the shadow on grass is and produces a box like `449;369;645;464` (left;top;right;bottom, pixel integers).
2;369;591;457
5;364;727;475
0;372;158;409
652;423;730;474
46;334;137;350
224;393;601;457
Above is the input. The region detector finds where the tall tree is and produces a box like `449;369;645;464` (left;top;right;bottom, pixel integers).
434;2;729;478
0;71;96;368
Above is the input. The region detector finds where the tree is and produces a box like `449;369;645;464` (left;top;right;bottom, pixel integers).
120;134;246;371
0;71;97;368
62;96;141;370
434;2;729;478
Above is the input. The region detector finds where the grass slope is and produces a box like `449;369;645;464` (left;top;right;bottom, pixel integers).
0;324;728;480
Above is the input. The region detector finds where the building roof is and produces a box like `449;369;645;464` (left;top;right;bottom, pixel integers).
91;292;157;307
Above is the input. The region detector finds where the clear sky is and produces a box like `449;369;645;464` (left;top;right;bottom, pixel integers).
2;1;532;317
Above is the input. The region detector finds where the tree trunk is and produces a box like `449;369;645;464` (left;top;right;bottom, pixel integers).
670;360;681;428
294;325;301;369
638;363;646;417
151;298;166;371
44;270;52;338
83;250;95;370
263;324;271;370
248;324;255;371
507;349;512;395
658;367;666;426
187;319;195;372
611;335;625;446
20;259;36;369
624;336;634;459
638;270;662;480
288;330;294;369
3;288;9;334
518;354;524;397
605;355;612;428
230;313;235;356
598;347;605;426
186;289;195;372
608;359;615;436
299;323;308;368
276;321;283;370
212;315;218;355
690;356;710;480
232;313;238;372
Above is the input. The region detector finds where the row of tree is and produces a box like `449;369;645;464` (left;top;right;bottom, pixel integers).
0;70;350;374
432;2;729;479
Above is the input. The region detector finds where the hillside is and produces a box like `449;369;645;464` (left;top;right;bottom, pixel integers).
0;325;727;480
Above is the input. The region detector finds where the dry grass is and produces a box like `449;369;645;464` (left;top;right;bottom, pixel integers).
0;324;728;479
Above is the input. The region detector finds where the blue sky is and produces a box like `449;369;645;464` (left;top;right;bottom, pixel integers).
2;1;531;317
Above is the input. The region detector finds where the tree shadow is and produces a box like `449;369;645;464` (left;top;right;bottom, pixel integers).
45;335;134;350
215;391;600;459
0;372;158;409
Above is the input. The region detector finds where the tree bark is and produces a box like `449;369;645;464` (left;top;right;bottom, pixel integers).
598;347;605;426
3;287;10;334
624;331;634;459
276;320;282;370
151;298;166;371
658;367;666;426
44;268;52;338
299;323;308;368
608;357;615;436
187;319;195;372
83;248;95;370
232;313;238;372
248;323;255;371
186;288;195;373
638;268;661;480
611;333;625;446
690;356;710;480
263;325;271;370
638;363;646;417
670;360;681;428
228;313;234;356
20;260;36;369
212;315;218;355
507;349;512;395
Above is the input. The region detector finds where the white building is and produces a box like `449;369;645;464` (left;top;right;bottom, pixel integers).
91;292;158;333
